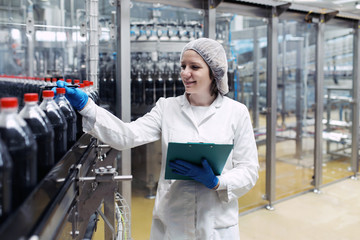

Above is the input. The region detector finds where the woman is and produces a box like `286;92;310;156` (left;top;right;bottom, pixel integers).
58;38;259;239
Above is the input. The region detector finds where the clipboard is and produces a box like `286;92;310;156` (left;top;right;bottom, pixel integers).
165;142;233;180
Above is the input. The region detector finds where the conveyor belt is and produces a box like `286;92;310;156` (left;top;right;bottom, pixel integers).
0;134;97;239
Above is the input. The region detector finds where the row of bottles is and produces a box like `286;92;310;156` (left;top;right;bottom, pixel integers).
130;52;184;105
0;97;37;221
0;75;99;109
99;51;186;111
131;70;184;105
41;90;68;161
99;54;116;107
0;84;93;224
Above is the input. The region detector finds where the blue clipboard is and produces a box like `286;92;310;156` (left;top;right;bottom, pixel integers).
165;142;233;180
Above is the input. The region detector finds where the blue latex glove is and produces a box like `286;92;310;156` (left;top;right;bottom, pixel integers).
169;159;219;189
55;80;88;110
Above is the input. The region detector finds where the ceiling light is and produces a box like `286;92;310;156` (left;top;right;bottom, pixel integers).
356;2;360;9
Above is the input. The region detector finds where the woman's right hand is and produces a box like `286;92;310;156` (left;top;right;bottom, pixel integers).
56;80;89;110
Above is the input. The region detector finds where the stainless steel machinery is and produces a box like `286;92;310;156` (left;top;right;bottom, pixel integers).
0;134;132;240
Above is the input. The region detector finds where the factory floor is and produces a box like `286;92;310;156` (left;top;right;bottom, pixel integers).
89;148;359;240
238;178;360;240
128;178;360;240
63;158;359;240
87;108;360;239
91;110;360;240
90;145;359;240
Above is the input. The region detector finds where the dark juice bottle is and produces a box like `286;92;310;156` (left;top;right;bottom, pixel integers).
145;72;154;105
83;80;97;103
19;93;55;182
155;72;164;101
0;138;12;223
89;81;99;104
165;71;174;98
175;73;185;96
75;84;85;140
82;80;92;101
134;72;144;104
39;90;68;162
54;88;77;149
0;97;37;210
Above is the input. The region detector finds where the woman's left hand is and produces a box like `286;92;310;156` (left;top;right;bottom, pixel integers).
169;159;219;189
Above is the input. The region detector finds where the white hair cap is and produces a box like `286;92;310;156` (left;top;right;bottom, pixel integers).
180;38;229;95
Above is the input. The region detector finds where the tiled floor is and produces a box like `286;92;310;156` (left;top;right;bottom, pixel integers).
129;178;360;240
238;178;360;240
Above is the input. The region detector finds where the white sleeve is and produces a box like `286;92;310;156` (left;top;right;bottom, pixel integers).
216;106;259;202
79;98;164;151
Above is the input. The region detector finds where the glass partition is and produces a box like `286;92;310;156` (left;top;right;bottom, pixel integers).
0;1;87;78
274;20;316;200
322;25;354;184
0;1;26;75
217;14;268;212
0;25;26;75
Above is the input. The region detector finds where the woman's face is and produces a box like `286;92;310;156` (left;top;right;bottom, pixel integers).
180;50;212;95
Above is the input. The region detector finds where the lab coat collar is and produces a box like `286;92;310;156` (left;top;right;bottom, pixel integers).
178;93;223;127
178;93;224;108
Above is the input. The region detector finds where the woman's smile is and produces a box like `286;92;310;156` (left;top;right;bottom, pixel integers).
183;80;196;87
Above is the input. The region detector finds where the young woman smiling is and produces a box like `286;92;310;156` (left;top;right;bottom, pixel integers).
55;37;259;240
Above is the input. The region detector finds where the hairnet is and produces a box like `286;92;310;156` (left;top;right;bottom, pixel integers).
180;38;229;95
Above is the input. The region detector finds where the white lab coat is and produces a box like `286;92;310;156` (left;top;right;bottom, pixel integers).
80;94;259;240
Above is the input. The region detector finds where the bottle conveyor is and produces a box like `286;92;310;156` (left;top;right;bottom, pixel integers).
0;134;132;240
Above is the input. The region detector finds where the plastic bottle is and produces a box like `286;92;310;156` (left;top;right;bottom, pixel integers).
0;138;12;223
39;90;68;162
54;88;77;149
38;78;46;97
75;84;85;140
82;80;92;99
134;71;144;104
45;78;52;86
19;93;55;182
99;76;107;102
89;81;99;104
155;71;164;101
78;83;85;89
0;97;37;210
175;72;185;96
83;80;99;104
13;76;24;102
145;72;154;105
165;71;174;97
109;53;117;103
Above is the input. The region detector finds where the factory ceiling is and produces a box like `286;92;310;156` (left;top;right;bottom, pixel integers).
230;0;360;19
